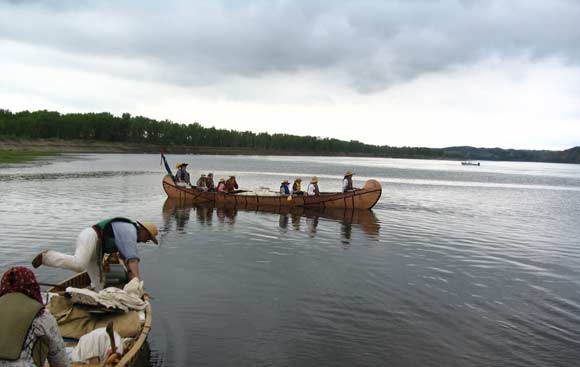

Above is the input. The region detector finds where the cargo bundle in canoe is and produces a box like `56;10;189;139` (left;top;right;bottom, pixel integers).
162;175;382;210
46;271;152;367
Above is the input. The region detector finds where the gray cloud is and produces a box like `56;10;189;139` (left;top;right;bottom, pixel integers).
1;0;580;92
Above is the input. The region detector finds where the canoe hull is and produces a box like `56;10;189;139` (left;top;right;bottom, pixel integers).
162;175;382;209
47;272;152;367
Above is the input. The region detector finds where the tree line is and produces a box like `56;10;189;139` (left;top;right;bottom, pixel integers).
0;109;578;163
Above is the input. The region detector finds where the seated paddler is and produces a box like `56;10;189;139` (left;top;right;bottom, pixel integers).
175;163;191;187
342;170;358;192
32;218;159;291
0;266;69;367
280;180;290;195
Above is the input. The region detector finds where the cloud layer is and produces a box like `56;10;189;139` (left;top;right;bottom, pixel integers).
2;0;580;92
1;0;580;149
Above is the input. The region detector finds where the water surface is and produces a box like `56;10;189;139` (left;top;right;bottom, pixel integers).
1;154;579;366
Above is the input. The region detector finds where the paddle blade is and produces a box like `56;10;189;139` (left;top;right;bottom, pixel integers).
287;195;293;201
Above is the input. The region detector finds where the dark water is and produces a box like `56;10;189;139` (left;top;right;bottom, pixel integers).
1;154;580;366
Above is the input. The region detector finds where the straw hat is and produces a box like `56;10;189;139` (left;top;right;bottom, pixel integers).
219;178;225;182
138;222;159;244
345;170;354;176
282;179;289;184
175;163;181;169
311;176;319;183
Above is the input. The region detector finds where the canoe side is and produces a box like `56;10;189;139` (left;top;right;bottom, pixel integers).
47;272;152;367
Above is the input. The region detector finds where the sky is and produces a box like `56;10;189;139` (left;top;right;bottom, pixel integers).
1;0;580;150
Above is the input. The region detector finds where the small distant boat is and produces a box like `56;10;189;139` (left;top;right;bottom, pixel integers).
461;161;480;166
162;175;382;210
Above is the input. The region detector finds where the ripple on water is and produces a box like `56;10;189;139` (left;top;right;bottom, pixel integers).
2;155;580;366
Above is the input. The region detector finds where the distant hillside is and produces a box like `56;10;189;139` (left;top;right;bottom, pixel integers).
0;109;578;163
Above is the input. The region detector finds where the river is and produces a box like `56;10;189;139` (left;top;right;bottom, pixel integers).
1;154;579;366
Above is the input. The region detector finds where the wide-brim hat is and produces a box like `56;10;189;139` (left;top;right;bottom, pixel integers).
345;170;354;176
282;180;289;184
138;222;159;244
311;176;319;183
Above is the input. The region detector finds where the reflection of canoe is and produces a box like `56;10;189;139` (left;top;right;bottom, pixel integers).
162;198;380;238
162;175;382;209
47;271;152;367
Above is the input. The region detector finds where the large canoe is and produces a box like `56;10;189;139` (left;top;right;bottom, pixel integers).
162;175;382;209
46;272;152;367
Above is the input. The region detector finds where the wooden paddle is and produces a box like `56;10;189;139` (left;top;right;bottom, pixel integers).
102;321;120;366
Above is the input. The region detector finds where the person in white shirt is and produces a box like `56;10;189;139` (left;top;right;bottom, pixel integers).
307;176;320;196
32;218;159;290
342;170;357;192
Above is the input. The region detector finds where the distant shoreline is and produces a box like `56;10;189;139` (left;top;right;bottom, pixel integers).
0;138;430;158
1;138;579;164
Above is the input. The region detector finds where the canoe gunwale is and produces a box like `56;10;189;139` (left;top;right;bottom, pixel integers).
162;175;382;209
46;272;152;367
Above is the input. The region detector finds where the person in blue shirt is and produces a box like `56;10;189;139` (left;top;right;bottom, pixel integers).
32;218;159;290
279;180;290;195
175;163;191;186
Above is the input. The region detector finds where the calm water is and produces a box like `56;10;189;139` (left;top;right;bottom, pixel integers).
1;154;580;366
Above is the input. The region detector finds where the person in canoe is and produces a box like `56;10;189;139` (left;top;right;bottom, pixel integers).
31;218;159;291
175;163;191;187
280;180;290;195
0;266;69;367
225;176;239;193
196;174;208;191
307;176;320;196
216;178;226;192
206;173;216;191
292;178;304;195
342;170;358;192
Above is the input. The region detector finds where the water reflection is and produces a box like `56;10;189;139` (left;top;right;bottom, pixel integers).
162;198;380;242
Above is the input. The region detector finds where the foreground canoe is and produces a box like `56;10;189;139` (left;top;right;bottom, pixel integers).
47;272;152;367
162;175;382;209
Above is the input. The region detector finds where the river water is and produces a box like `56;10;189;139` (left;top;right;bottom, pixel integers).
1;154;580;366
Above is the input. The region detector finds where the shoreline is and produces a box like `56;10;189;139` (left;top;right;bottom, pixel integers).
0;138;420;158
1;138;579;164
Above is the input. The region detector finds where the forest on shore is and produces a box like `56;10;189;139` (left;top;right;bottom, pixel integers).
1;109;578;163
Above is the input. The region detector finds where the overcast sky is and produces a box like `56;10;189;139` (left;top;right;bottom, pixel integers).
1;0;580;149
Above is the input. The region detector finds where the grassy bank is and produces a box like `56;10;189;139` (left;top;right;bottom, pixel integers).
0;150;55;164
0;138;376;156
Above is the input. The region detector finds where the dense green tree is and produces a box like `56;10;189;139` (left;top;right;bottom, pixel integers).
0;109;577;163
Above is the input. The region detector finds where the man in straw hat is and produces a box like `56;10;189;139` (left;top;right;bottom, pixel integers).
280;179;291;195
307;176;320;196
175;162;191;186
32;218;159;290
292;178;303;195
342;170;357;193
